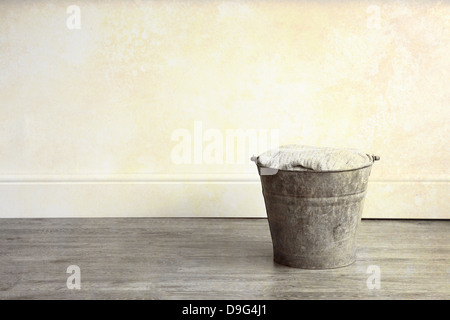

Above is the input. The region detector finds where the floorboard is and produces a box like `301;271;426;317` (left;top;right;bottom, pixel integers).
0;218;448;299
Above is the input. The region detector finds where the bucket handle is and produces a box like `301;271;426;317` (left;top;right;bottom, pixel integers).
255;155;380;162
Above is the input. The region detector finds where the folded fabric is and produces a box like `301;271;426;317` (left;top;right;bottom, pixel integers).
257;144;372;171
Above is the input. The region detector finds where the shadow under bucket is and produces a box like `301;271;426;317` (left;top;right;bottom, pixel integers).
255;155;379;269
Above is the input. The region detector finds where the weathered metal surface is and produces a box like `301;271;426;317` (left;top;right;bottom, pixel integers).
256;158;377;269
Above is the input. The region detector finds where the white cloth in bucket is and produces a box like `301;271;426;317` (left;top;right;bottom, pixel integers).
257;145;372;171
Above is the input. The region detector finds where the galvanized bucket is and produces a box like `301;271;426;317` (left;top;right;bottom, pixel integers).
255;155;379;269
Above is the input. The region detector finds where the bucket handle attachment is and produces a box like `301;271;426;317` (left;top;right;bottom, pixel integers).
251;155;279;175
372;155;380;162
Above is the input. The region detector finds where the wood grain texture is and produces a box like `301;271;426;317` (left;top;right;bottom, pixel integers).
0;218;448;299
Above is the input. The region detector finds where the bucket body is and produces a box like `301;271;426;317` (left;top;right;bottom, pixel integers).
257;163;373;269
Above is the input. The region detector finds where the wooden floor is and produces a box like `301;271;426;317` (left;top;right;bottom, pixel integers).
0;218;448;299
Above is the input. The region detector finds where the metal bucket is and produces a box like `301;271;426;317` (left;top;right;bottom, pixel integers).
255;155;379;269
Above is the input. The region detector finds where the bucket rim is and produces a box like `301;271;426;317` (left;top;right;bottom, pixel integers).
255;153;377;174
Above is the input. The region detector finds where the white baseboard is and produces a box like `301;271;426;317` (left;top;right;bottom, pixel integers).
0;177;448;218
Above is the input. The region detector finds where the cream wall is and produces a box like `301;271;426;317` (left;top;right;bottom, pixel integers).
0;1;448;218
